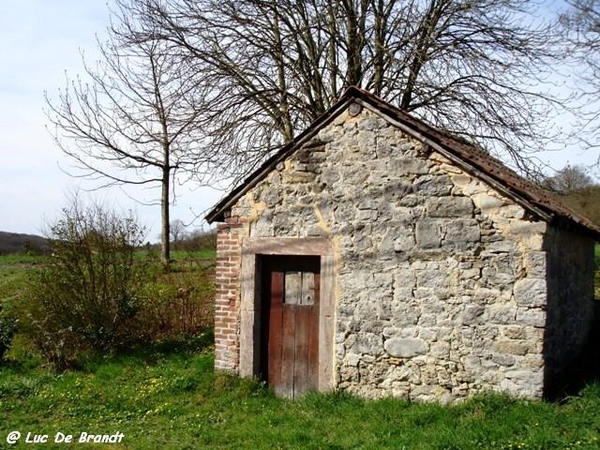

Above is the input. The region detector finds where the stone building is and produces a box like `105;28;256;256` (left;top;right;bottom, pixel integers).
206;86;600;401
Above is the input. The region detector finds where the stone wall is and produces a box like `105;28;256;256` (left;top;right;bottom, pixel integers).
219;106;564;400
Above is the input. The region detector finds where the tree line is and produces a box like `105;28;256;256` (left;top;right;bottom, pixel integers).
44;0;600;267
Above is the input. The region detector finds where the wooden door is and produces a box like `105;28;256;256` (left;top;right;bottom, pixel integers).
261;255;320;398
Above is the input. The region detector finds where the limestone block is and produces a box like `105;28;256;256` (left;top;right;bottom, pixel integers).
486;305;517;325
358;117;380;131
398;195;420;207
494;340;530;356
344;353;361;367
444;219;481;243
384;337;429;358
416;269;449;290
306;224;328;237
394;233;416;253
471;193;505;212
317;127;337;142
502;326;527;340
523;251;546;278
452;178;488;196
502;369;543;398
356;332;383;356
319;167;340;186
430;341;451;358
513;278;546;307
416;220;442;249
509;221;547;236
485;240;518;253
427;196;474;218
460;305;485;325
498;204;526;219
388;156;431;175
387;364;421;384
413;175;453;196
515;308;546;328
389;301;420;326
492;353;516;366
375;142;393;158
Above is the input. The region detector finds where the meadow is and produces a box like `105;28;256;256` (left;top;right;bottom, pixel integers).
0;250;599;449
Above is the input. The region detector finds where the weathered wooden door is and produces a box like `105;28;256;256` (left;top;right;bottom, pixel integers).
261;255;320;398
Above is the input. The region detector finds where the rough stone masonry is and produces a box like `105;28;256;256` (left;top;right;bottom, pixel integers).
213;102;596;402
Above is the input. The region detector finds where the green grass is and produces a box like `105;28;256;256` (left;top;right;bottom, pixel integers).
0;250;599;449
1;349;600;449
171;249;216;260
0;253;51;265
0;255;47;306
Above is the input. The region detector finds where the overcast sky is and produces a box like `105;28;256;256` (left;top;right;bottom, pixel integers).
0;0;598;237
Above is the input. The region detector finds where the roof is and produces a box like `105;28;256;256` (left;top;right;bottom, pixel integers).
206;86;600;241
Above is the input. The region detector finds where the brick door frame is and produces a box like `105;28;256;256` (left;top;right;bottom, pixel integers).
239;237;335;393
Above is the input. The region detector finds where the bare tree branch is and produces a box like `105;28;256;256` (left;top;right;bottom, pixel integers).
44;3;216;267
116;0;566;181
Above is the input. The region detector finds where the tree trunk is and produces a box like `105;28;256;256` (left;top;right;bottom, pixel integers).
161;165;170;269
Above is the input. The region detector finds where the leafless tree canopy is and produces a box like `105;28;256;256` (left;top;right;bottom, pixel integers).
118;0;564;177
170;219;188;242
45;6;217;266
561;0;600;164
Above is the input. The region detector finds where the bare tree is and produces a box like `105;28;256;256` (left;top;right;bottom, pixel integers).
117;0;564;178
170;219;187;243
45;5;216;268
560;0;600;166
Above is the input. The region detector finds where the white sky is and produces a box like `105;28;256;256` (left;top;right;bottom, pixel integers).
0;0;224;238
0;0;598;237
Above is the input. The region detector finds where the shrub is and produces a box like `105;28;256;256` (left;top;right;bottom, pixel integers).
0;309;17;362
22;200;150;369
138;261;215;342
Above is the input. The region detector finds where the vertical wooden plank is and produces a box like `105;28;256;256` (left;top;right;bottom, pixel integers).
281;291;296;397
268;271;284;394
307;272;320;390
301;272;315;305
293;297;309;397
319;255;335;392
284;272;302;305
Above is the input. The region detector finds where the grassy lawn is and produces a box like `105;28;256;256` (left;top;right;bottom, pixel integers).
0;349;600;450
0;250;600;449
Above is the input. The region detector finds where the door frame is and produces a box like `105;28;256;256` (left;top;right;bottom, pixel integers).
239;237;335;393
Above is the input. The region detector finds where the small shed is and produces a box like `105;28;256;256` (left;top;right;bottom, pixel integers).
206;86;600;401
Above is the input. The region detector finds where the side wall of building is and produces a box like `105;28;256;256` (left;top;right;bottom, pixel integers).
215;106;553;400
544;227;596;396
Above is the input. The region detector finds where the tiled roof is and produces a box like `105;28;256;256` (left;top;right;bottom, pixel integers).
206;86;600;241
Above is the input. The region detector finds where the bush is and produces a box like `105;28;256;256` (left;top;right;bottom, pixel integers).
174;229;217;252
22;200;150;369
138;261;215;341
0;309;17;362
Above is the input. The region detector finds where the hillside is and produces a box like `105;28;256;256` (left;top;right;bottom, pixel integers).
560;186;600;227
0;231;49;255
